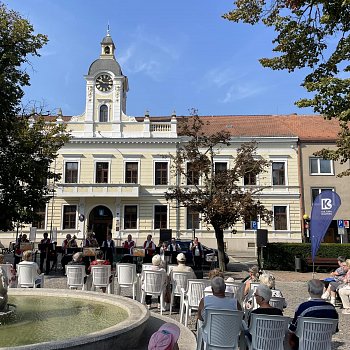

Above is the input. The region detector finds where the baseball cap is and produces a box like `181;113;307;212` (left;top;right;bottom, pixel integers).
148;323;180;350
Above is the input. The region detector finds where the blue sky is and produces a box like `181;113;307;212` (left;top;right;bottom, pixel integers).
8;0;313;117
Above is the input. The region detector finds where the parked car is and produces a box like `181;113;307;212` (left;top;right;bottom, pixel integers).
175;239;229;269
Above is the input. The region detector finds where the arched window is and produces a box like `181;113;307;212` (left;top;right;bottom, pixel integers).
99;105;108;122
104;46;110;54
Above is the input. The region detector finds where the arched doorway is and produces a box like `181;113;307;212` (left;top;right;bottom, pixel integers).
88;205;113;245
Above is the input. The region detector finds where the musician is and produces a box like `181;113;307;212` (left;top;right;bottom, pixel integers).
39;232;51;274
122;234;135;253
143;234;156;263
61;234;78;273
101;233;115;266
85;232;99;248
14;234;29;269
167;237;181;264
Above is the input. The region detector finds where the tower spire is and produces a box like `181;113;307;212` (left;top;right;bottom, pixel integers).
107;22;110;36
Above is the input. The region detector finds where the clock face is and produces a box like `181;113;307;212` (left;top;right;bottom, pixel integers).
96;74;113;92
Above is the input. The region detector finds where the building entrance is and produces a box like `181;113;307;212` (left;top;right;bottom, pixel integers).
88;206;113;246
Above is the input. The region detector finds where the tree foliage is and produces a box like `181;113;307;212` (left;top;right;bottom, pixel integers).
0;3;69;230
165;114;273;270
223;1;350;176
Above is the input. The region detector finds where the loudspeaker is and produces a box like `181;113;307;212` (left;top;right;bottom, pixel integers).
256;229;268;247
160;229;172;243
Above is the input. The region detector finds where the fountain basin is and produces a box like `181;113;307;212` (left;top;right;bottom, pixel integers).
3;289;149;350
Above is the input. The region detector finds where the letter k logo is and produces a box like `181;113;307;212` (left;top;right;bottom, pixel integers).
321;198;332;210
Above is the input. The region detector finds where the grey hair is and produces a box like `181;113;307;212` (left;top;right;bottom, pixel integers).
259;273;275;289
211;276;226;293
307;279;324;296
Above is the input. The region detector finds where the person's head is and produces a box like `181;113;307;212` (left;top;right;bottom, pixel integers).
22;234;27;241
107;233;112;240
96;250;104;260
248;265;259;279
176;253;186;265
344;259;350;270
152;254;162;266
194;237;198;243
211;276;226;296
254;284;272;304
22;250;32;261
66;234;72;240
307;279;324;298
259;273;275;289
171;238;176;244
208;268;224;280
43;232;48;238
73;252;83;262
337;256;346;265
148;323;180;350
127;234;132;241
147;234;152;241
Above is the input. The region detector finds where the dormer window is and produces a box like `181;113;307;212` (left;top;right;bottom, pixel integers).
104;46;110;54
99;104;108;122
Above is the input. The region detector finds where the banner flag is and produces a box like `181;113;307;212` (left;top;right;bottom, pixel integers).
310;190;341;261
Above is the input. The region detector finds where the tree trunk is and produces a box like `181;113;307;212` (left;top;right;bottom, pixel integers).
214;226;226;271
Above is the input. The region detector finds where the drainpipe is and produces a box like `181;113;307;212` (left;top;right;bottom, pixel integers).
175;141;180;239
297;141;306;242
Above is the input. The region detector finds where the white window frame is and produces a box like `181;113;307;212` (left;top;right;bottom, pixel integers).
311;187;334;204
310;158;334;175
153;204;168;230
123;204;139;230
243;216;260;231
186;161;201;186
93;155;113;184
62;154;83;184
123;157;141;184
269;157;288;186
272;205;289;231
214;160;229;173
99;104;109;122
153;158;170;186
61;204;78;230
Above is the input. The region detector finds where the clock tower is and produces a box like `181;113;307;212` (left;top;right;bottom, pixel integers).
84;29;129;137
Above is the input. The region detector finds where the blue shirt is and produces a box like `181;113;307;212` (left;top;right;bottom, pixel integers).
289;298;338;332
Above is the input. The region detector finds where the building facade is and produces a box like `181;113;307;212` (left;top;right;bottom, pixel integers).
4;33;350;252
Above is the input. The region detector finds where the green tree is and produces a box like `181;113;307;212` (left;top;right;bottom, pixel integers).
165;114;273;271
0;3;69;230
223;1;350;177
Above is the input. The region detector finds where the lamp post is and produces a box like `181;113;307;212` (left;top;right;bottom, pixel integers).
303;214;310;242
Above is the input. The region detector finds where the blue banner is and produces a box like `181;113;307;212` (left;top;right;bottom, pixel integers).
310;190;341;261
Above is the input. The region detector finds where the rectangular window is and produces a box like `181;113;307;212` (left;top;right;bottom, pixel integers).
63;205;77;230
273;206;287;231
32;206;46;229
125;162;138;184
311;188;334;204
155;162;168;185
65;162;78;183
154;205;167;229
124;205;137;229
96;162;109;183
187;163;199;185
244;173;257;186
310;158;333;175
187;208;200;229
215;162;227;174
272;162;285;185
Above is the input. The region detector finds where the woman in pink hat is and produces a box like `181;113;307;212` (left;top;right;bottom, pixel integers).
148;323;180;350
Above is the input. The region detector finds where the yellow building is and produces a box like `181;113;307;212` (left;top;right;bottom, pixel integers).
9;32;336;254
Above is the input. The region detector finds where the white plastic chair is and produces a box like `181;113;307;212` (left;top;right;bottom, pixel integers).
167;264;177;275
0;264;13;285
180;279;209;327
197;308;244;350
204;289;235;298
269;297;286;311
250;282;260;310
170;271;191;315
226;281;242;297
66;265;88;291
17;264;44;288
141;270;166;315
116;263;139;300
243;313;290;350
91;265;114;294
295;316;338;350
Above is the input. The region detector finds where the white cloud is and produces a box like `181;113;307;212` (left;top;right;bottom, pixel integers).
220;83;266;103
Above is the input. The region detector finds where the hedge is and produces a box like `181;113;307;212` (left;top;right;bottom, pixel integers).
262;243;350;271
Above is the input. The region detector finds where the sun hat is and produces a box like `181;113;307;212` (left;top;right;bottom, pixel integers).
148;323;180;350
176;253;186;262
152;254;162;266
225;277;235;283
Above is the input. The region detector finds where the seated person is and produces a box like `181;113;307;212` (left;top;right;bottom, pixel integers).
67;252;91;288
170;253;196;280
338;259;350;314
322;259;348;305
84;233;99;248
323;256;347;286
141;254;167;310
197;277;242;324
89;250;112;293
259;272;287;308
288;279;338;350
204;268;234;294
18;250;43;287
